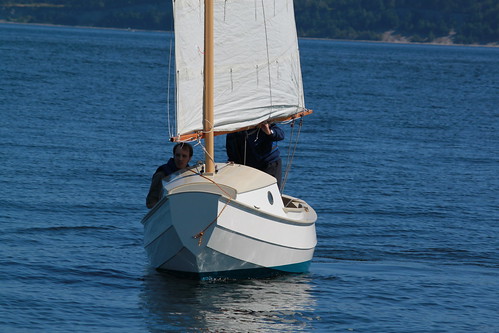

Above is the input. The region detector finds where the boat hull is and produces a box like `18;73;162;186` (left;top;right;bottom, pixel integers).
141;163;317;279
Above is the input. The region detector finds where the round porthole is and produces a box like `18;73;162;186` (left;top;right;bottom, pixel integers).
267;191;274;205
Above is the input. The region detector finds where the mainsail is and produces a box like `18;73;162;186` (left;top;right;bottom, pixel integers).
173;0;306;140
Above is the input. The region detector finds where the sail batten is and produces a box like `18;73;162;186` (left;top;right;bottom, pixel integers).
173;0;304;139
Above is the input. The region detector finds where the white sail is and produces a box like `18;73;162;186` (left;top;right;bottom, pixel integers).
173;0;305;137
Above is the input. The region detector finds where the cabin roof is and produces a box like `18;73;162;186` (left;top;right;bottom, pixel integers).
164;162;276;196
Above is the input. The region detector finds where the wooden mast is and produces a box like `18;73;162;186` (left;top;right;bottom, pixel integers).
203;0;215;174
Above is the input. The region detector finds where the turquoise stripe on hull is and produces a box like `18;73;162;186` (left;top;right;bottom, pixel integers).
158;261;312;281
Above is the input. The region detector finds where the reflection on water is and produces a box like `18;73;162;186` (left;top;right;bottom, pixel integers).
140;269;318;332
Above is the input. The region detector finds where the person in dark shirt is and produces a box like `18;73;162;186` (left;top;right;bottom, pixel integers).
226;123;284;190
146;142;193;209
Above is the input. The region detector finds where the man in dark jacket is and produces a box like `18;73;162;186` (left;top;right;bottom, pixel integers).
226;123;284;190
146;142;193;208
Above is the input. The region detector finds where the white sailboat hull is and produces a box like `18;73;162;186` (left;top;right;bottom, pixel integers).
141;163;317;278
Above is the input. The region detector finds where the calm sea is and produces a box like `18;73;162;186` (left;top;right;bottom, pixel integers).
1;23;498;332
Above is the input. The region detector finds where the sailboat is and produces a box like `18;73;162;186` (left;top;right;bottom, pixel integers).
141;0;317;279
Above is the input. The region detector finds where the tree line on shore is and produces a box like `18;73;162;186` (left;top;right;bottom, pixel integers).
1;0;497;45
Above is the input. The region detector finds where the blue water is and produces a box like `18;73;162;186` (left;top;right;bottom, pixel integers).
1;23;498;332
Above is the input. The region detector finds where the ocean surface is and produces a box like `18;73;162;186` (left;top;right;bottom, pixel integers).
1;23;498;332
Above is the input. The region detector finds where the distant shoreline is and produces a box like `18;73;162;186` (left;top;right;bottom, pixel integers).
1;20;497;48
0;20;167;33
302;36;499;48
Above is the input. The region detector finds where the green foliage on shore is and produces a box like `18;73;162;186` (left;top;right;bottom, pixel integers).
294;0;499;45
0;0;173;30
1;0;497;45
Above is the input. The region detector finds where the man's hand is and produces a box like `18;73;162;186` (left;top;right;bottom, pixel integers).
259;123;272;135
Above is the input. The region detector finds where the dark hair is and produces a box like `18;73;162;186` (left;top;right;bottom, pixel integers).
173;142;193;157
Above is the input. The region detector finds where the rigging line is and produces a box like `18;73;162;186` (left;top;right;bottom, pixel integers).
167;1;175;138
282;119;296;191
202;118;214;134
192;137;204;151
260;0;274;117
189;168;233;245
282;118;303;194
197;138;216;167
282;121;296;192
167;34;174;138
244;131;247;166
